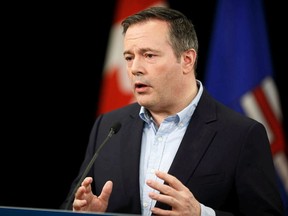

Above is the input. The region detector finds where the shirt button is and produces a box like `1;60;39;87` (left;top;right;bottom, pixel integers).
143;202;148;207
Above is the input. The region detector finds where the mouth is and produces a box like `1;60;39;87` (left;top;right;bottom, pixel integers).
134;82;149;93
135;83;147;88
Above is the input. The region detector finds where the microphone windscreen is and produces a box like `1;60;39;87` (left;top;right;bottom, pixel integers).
111;122;121;134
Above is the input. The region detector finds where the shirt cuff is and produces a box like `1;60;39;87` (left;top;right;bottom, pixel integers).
200;203;216;216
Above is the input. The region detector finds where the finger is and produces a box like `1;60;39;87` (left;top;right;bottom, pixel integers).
75;185;86;198
75;177;93;198
99;181;113;201
147;178;174;197
73;199;88;211
151;206;171;216
82;177;93;194
149;190;176;206
155;170;185;191
81;177;93;187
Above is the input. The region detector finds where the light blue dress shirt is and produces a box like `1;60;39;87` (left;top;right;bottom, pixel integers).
139;80;215;216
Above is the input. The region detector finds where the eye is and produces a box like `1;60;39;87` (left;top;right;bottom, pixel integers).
144;53;155;59
125;56;133;61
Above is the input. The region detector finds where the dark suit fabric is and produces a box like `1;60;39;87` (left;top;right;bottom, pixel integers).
62;89;284;215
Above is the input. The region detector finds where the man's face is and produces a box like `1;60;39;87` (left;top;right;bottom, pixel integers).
123;20;185;113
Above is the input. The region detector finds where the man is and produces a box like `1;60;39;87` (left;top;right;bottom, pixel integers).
61;7;284;215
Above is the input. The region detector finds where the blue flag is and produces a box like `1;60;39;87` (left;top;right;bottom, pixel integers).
204;0;288;213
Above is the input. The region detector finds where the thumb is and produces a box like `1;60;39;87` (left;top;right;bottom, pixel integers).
99;180;113;202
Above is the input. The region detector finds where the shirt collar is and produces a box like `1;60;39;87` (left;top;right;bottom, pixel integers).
139;79;203;125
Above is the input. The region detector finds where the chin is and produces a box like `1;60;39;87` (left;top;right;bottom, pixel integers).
135;95;155;108
137;100;150;108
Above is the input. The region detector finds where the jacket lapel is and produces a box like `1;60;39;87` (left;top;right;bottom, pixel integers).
120;105;144;211
169;89;217;185
155;89;218;210
118;91;218;211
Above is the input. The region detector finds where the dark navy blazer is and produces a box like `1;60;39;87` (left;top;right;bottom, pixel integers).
62;89;284;215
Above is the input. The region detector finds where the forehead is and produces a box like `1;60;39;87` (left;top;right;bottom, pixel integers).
124;20;171;51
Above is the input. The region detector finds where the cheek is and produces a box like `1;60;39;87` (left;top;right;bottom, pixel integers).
127;68;133;80
128;74;134;88
154;71;178;95
162;64;182;82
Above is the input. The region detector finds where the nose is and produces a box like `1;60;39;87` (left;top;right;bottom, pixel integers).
132;70;143;77
130;57;144;76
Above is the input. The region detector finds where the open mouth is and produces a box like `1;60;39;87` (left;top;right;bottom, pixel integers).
135;83;147;88
135;82;149;93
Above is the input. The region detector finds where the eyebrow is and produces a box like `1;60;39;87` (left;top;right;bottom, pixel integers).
123;48;160;56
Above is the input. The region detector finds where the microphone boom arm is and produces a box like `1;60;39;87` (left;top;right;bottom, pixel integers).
64;123;121;210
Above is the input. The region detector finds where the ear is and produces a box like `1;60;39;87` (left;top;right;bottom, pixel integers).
182;49;197;74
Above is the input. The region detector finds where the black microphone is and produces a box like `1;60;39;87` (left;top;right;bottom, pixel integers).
64;122;122;210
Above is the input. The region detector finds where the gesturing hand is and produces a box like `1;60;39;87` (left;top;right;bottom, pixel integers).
72;177;113;213
146;171;201;216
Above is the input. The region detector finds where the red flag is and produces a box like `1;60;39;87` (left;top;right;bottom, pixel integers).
97;0;168;115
